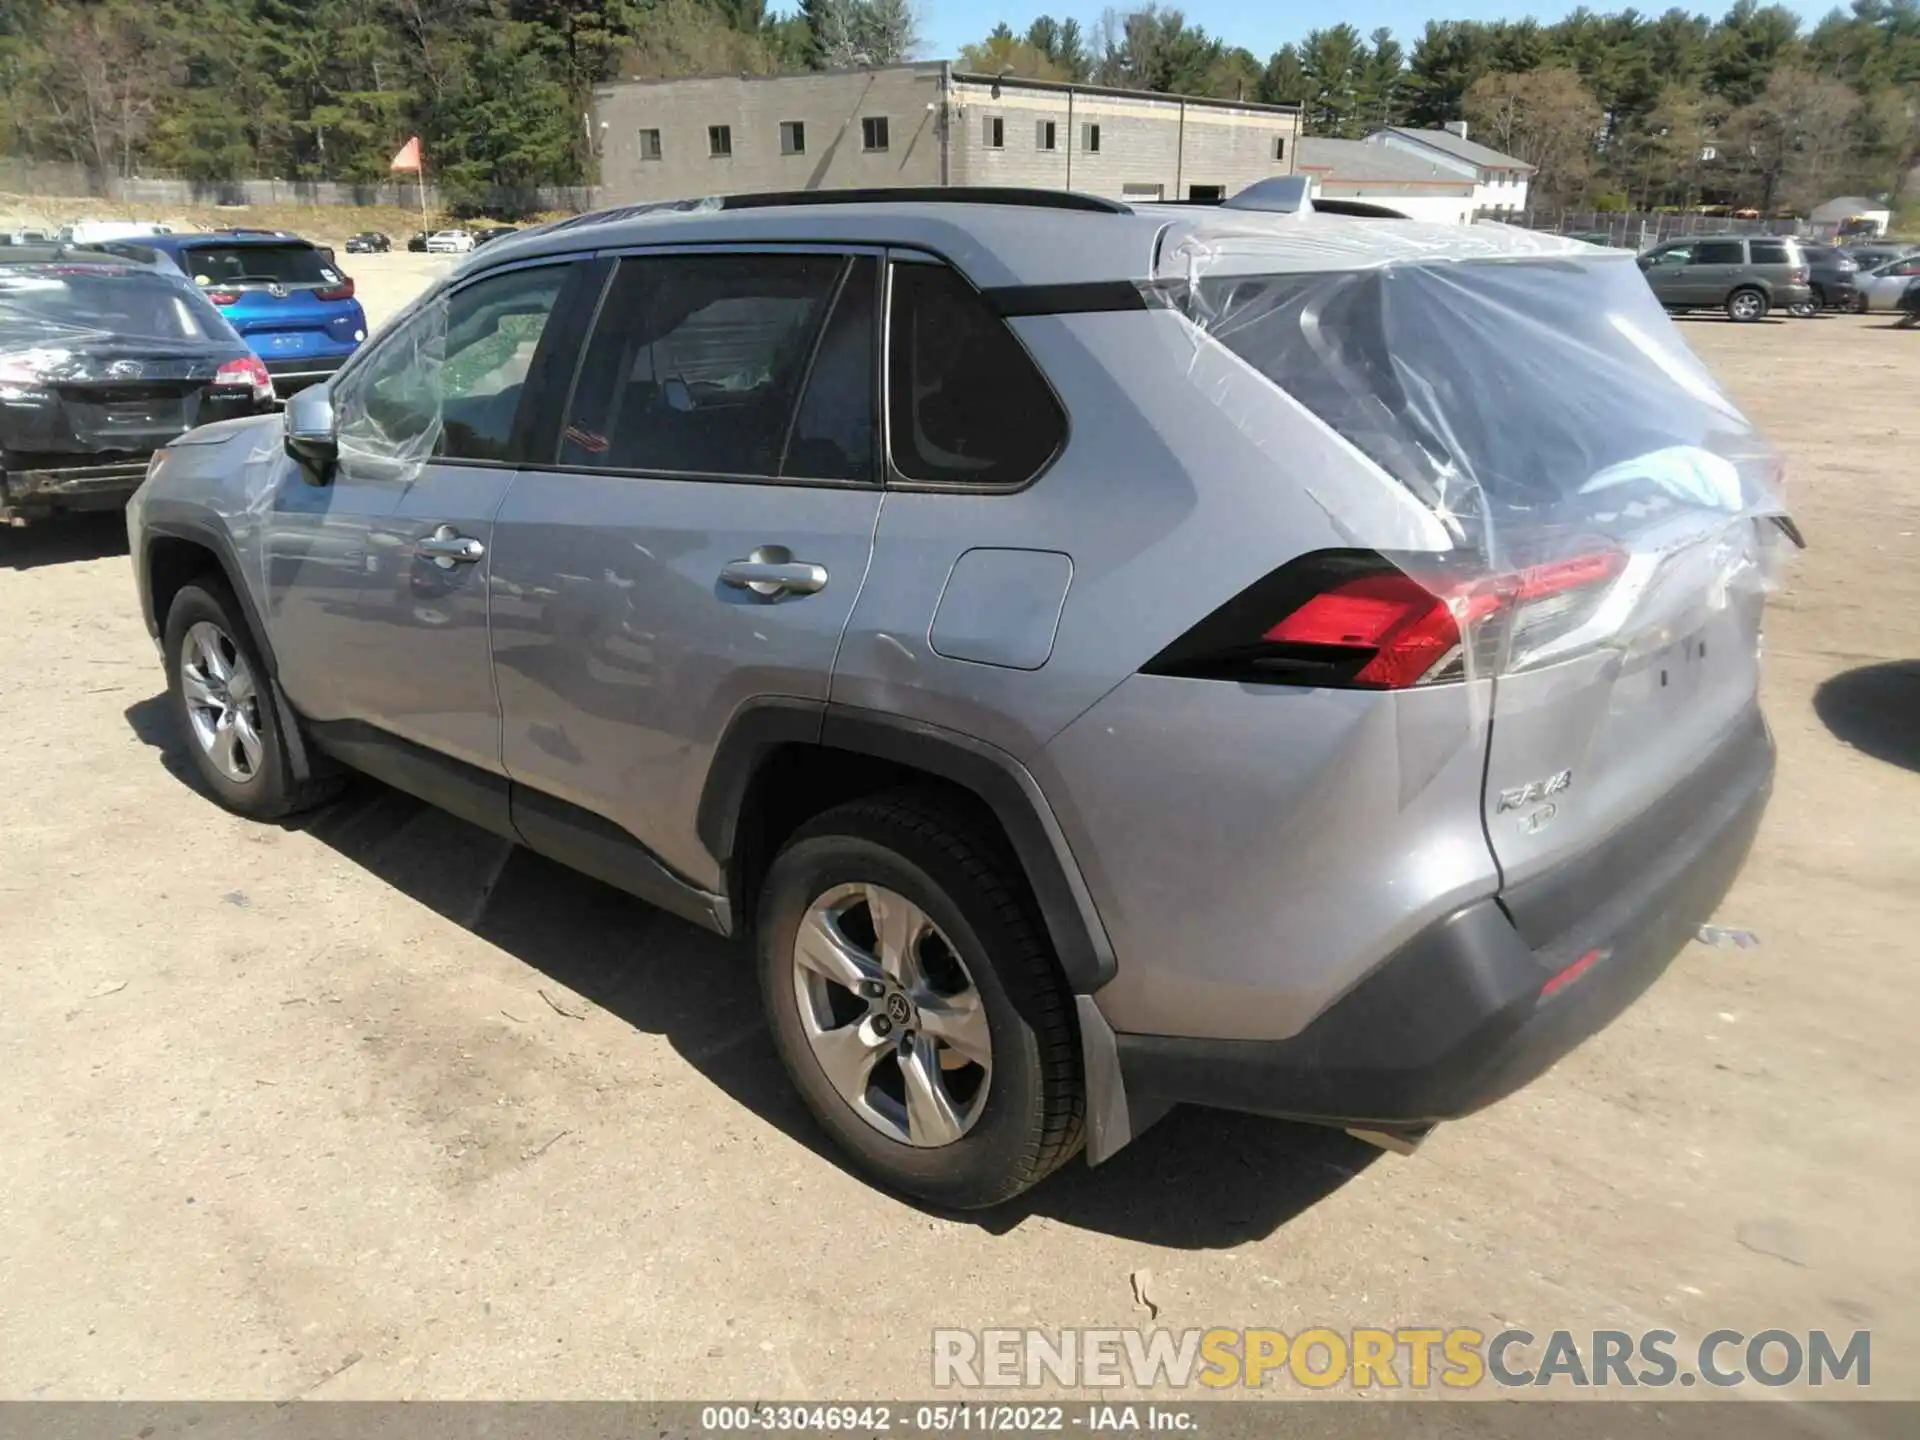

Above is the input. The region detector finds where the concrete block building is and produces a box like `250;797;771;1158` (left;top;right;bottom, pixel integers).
592;63;1301;207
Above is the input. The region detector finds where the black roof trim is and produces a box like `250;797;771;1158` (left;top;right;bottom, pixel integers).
716;187;1131;215
546;188;1131;234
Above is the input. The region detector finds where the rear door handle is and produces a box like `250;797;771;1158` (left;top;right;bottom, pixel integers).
418;524;485;568
720;545;828;598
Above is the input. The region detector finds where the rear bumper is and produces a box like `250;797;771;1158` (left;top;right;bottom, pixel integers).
1113;708;1773;1133
260;354;346;397
2;457;150;520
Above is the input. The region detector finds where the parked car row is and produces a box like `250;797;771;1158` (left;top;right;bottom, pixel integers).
1638;233;1920;321
406;226;520;254
91;231;368;395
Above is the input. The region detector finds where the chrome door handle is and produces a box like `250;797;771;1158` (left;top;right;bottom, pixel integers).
720;545;828;598
418;524;485;568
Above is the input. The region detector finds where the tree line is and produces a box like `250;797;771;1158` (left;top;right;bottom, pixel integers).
3;0;1916;214
962;3;1920;212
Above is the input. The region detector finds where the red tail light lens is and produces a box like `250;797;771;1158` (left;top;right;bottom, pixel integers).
205;289;242;306
1264;570;1503;689
214;354;275;403
1146;547;1627;691
314;278;355;302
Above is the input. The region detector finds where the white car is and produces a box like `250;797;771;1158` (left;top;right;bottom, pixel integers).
1855;253;1920;311
424;229;475;254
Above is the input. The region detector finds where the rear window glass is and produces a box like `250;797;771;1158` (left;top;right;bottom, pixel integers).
179;243;338;288
1192;257;1770;548
0;270;235;344
1692;240;1745;265
887;262;1064;486
1748;240;1792;265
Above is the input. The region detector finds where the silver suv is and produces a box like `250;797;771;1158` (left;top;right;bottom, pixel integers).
128;188;1786;1207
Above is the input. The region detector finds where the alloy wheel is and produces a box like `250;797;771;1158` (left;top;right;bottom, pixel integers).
791;882;993;1148
180;620;265;784
1729;291;1764;320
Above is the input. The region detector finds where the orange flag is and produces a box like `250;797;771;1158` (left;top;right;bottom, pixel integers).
389;136;423;172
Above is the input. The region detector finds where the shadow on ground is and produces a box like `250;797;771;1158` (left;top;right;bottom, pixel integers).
1814;660;1920;772
0;511;129;570
124;691;1376;1248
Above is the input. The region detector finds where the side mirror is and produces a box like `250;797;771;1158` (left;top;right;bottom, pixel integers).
284;384;337;482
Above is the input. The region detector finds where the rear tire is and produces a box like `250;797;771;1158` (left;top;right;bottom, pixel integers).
163;580;341;820
756;790;1084;1208
1726;287;1768;322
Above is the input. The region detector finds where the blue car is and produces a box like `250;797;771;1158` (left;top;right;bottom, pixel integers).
100;232;368;396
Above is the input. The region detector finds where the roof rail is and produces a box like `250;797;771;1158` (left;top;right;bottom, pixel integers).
716;186;1131;214
550;188;1132;231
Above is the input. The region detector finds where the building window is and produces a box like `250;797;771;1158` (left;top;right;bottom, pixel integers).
1082;123;1100;153
708;125;731;158
1273;135;1286;162
639;128;662;161
779;121;805;156
985;115;1004;149
1038;120;1057;151
862;116;889;152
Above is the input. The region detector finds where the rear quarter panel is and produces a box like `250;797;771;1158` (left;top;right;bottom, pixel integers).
835;308;1501;1041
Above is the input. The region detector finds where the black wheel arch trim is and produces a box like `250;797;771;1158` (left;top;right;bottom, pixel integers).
698;699;1118;996
142;517;279;678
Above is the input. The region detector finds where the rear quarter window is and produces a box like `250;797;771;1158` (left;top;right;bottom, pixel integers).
1748;241;1792;265
886;262;1065;487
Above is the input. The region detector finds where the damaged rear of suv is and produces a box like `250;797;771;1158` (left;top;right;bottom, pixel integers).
127;190;1789;1207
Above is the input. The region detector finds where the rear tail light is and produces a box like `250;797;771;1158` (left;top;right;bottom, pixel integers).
314;278;355;302
1790;267;1809;283
214;354;275;404
205;289;242;306
1145;547;1627;691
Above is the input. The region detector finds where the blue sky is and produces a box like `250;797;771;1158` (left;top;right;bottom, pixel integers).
909;2;1847;62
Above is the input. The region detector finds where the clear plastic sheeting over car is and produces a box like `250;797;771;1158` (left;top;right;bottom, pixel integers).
1156;216;1795;685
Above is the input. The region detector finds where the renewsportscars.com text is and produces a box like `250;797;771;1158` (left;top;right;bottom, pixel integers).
931;1327;1871;1391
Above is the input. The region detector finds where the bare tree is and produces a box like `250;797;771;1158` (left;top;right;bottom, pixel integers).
1722;66;1863;212
1463;66;1603;207
28;1;172;192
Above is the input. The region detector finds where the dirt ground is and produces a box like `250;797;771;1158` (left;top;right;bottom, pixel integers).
0;288;1915;1406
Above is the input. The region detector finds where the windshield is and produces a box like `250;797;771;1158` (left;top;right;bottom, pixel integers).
179;242;337;287
1186;254;1779;563
0;269;238;346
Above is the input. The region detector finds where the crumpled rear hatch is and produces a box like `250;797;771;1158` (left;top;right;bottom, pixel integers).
1155;221;1792;896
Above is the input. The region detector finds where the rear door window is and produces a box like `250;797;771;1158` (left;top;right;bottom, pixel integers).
559;251;849;478
1691;240;1745;266
886;260;1065;487
1748;240;1791;265
179;243;339;289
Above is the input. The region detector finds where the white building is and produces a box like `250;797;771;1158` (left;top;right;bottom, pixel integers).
1293;137;1476;224
1809;196;1891;237
1368;124;1533;216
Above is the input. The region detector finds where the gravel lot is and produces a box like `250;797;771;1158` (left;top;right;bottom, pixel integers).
1;267;1915;1404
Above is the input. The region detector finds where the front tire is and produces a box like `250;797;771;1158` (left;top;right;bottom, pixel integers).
1726;287;1769;322
757;791;1084;1208
163;580;339;820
